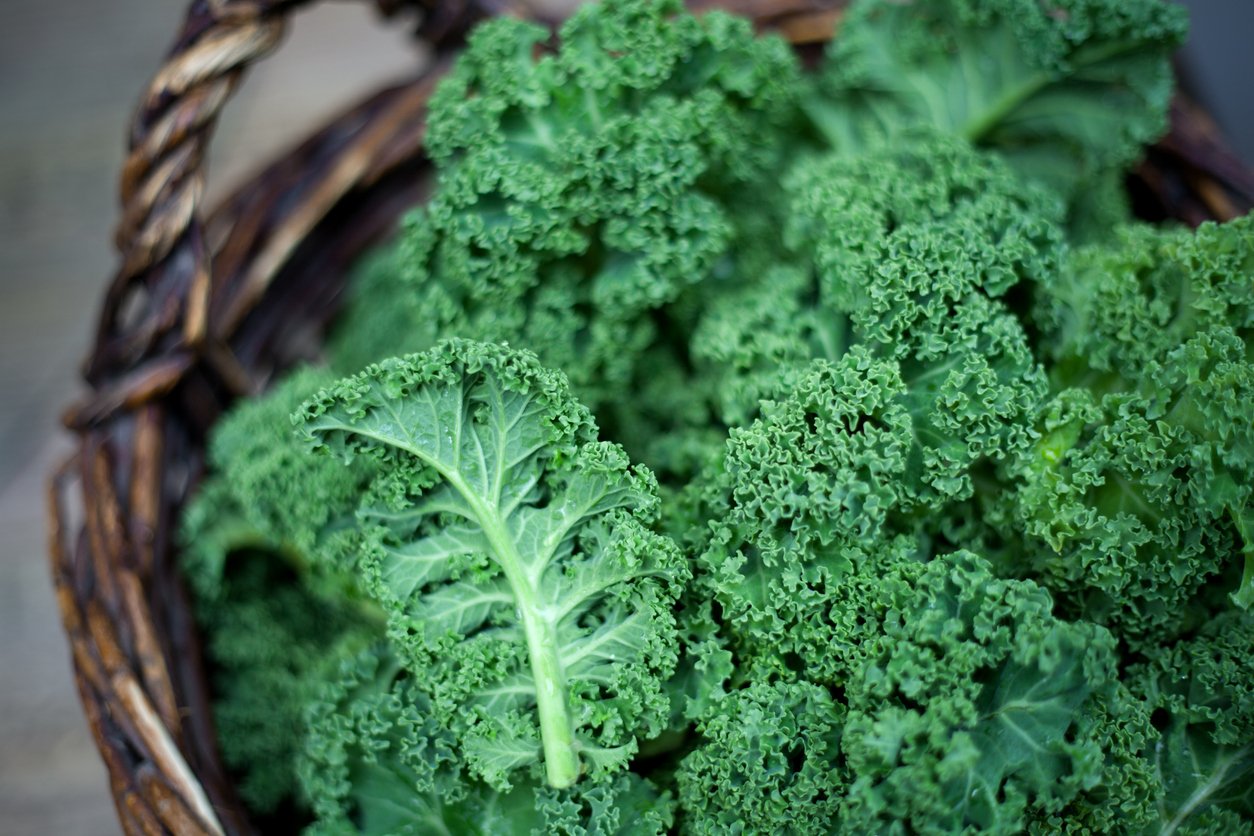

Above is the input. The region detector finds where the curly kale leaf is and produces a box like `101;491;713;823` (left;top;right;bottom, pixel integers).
1021;217;1254;621
180;367;378;600
698;495;1119;830
186;553;377;816
685;134;1054;482
301;644;676;835
1007;389;1235;644
711;307;1041;531
784;131;1064;323
696;344;1058;679
834;551;1115;833
296;340;688;790
691;341;1118;831
1045;614;1254;833
299;645;466;835
1138;619;1254;832
1136;616;1254;833
329;0;800;412
810;0;1186;204
179;369;384;814
677;681;845;835
1036;217;1254;392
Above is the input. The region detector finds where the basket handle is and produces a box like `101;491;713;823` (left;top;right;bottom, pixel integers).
81;0;528;394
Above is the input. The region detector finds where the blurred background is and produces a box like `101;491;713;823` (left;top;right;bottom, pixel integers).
0;1;1250;833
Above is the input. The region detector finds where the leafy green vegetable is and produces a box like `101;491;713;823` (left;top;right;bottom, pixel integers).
808;0;1186;204
1133;614;1254;832
833;552;1115;832
176;0;1254;831
179;369;384;814
1007;217;1254;640
180;367;378;600
693;132;1057;466
301;644;676;835
190;552;377;815
676;681;845;834
329;0;799;414
296;340;688;791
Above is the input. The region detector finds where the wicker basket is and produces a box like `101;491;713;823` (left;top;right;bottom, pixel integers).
47;1;1254;833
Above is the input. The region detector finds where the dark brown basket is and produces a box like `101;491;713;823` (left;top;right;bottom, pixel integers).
48;1;1254;833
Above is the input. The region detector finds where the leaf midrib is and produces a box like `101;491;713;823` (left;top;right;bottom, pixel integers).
318;404;582;788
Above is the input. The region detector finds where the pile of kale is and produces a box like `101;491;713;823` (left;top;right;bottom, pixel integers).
182;0;1254;831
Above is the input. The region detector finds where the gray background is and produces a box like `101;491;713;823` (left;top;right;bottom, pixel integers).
0;1;1249;833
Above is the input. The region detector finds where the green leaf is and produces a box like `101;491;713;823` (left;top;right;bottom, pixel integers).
181;367;378;602
297;340;687;790
678;681;846;834
811;0;1186;202
1103;614;1254;833
1156;731;1253;836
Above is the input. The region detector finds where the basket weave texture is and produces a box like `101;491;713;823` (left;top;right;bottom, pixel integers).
48;0;1254;833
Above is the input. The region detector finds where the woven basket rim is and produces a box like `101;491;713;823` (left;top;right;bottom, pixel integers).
48;0;1254;833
